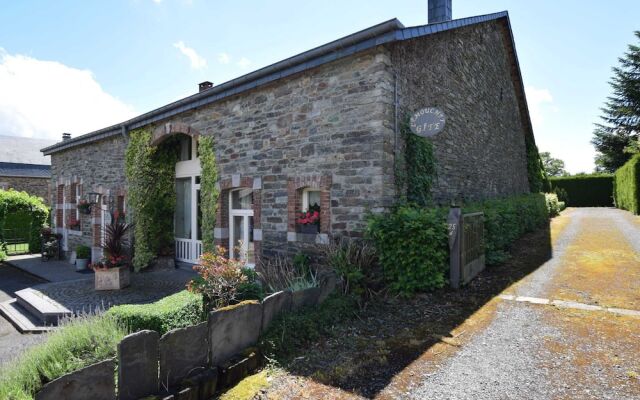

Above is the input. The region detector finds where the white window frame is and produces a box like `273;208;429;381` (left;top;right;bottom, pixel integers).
72;183;81;231
174;136;202;263
228;189;255;268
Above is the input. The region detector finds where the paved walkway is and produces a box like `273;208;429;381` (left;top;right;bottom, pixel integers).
6;254;94;282
0;264;46;366
403;208;640;400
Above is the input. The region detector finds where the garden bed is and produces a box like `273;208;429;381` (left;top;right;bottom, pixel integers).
254;223;553;398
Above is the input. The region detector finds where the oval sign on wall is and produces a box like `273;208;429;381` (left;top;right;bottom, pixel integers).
409;107;446;137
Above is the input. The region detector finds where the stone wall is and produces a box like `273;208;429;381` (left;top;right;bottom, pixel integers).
0;175;50;200
389;19;530;203
34;276;336;400
50;136;127;257
162;49;394;256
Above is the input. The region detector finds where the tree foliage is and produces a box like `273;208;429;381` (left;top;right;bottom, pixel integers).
540;151;568;177
592;31;640;172
0;189;49;253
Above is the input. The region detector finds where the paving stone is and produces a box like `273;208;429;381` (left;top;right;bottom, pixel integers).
118;330;160;400
551;299;602;311
159;322;208;388
515;296;550;305
35;359;115;400
208;301;262;366
606;307;640;317
261;290;292;331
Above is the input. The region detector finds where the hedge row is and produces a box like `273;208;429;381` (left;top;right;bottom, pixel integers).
106;290;203;335
549;175;614;207
614;154;640;214
464;193;549;265
0;190;49;253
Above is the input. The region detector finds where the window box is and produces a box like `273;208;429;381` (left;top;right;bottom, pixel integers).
298;224;319;235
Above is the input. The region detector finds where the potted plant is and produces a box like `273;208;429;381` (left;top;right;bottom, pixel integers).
41;227;60;261
90;216;131;290
75;245;90;271
296;204;320;234
77;199;92;215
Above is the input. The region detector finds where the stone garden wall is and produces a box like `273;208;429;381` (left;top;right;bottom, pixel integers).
389;19;530;203
34;276;336;400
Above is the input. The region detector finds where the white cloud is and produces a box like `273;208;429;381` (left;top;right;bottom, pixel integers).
525;85;553;130
236;57;251;69
0;49;136;141
152;0;162;3
173;41;207;70
217;52;231;64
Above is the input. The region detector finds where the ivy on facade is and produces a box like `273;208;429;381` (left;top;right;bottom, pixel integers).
125;128;179;271
396;116;437;206
525;135;550;193
198;135;219;253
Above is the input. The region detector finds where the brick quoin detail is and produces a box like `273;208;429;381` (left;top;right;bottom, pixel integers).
287;175;332;233
56;184;64;228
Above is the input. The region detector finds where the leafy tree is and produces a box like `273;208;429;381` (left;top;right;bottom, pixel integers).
540;151;568;177
592;31;640;172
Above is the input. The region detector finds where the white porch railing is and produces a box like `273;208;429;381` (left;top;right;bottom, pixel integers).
175;238;203;263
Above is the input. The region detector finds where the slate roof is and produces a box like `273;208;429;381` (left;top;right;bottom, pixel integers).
0;135;55;165
43;11;533;155
0;162;51;178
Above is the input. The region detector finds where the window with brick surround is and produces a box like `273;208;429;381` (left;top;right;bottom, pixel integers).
70;183;81;231
287;176;331;235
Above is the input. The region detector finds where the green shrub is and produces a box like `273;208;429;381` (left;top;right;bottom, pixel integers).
106;290;203;335
75;245;91;259
549;174;614;207
464;193;548;265
544;193;565;217
366;206;448;296
614;154;640;214
236;267;265;302
259;294;357;361
0;245;6;262
0;314;126;400
324;238;381;299
0;190;49;253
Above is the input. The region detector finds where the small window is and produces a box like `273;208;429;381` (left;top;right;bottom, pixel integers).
302;188;321;212
231;189;253;210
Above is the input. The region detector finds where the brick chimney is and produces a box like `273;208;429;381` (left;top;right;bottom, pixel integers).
199;81;213;93
428;0;452;23
62;133;71;141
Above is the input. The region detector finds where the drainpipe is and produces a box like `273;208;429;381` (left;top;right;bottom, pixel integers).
120;124;128;139
393;72;399;156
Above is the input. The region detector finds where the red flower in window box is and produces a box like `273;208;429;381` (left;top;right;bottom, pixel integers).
296;210;320;225
68;217;80;230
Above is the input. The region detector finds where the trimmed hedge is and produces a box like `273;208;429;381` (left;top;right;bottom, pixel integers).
106;290;203;335
0;190;49;253
464;193;549;265
544;193;566;217
549;175;614;207
366;206;449;296
614;154;640;214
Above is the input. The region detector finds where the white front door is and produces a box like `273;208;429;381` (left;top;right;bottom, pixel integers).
229;189;255;267
175;136;202;263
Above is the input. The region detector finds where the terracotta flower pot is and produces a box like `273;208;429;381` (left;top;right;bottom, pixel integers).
95;266;130;290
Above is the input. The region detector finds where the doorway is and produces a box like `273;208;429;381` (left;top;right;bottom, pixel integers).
174;136;202;263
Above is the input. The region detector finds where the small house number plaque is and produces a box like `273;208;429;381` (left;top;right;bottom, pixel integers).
409;107;446;137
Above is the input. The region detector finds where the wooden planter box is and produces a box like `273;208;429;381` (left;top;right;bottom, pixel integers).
95;266;130;290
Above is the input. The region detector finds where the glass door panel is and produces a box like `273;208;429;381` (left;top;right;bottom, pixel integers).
175;177;192;239
232;215;244;259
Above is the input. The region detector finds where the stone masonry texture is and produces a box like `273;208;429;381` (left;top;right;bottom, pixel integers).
388;20;530;202
47;18;531;260
0;175;50;200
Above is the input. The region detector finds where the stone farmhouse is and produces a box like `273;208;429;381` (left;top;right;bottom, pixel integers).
42;0;536;266
0;135;55;200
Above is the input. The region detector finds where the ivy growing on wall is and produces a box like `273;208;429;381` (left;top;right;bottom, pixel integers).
525;135;550;193
125;128;179;271
198;135;219;253
395;116;437;206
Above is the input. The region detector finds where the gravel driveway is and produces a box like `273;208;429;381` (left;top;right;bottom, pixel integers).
408;208;640;400
0;263;47;366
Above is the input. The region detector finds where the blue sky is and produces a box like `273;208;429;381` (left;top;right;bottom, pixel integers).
0;1;638;173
